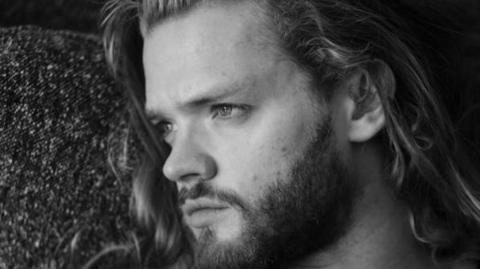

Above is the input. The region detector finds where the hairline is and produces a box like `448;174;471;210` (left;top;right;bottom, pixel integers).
139;0;325;104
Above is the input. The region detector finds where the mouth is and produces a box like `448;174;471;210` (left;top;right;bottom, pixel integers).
182;199;230;228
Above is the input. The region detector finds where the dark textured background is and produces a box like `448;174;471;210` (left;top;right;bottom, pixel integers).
0;0;479;268
0;0;106;34
0;1;134;267
0;25;133;268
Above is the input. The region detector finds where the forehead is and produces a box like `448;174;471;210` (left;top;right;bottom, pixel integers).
142;1;288;112
142;1;277;64
144;1;271;40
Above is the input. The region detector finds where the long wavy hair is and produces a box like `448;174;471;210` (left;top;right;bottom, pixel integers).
96;0;480;267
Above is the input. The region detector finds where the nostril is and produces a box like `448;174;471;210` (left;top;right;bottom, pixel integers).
179;173;207;185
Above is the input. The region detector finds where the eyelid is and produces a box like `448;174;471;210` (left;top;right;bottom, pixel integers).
148;103;251;139
148;118;161;126
152;119;176;141
210;103;251;119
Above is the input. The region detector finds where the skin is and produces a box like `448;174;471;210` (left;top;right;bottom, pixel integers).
143;1;330;242
142;1;475;269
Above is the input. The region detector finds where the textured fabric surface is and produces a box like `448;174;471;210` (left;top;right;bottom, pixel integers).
0;25;132;268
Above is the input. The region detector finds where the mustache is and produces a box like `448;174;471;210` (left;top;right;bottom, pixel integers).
178;183;248;211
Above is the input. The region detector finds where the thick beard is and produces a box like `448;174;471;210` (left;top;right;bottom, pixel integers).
192;117;358;269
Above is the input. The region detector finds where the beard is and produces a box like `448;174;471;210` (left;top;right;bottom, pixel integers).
179;116;358;269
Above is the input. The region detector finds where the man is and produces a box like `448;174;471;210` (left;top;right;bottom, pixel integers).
100;0;480;268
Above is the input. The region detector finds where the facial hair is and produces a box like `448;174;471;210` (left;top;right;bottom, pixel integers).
181;116;358;269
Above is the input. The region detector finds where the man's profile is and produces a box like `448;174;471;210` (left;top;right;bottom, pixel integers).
96;0;480;268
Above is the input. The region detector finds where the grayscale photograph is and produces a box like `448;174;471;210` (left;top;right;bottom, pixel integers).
1;0;480;268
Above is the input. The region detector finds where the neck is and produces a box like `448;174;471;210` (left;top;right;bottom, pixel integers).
290;182;436;269
288;143;438;269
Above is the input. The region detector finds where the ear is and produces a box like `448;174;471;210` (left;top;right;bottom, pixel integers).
345;60;395;143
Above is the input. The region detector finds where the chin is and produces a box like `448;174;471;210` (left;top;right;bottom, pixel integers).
219;223;245;243
195;213;244;243
192;226;259;269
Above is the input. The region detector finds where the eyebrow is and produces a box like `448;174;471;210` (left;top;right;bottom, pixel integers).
145;80;253;121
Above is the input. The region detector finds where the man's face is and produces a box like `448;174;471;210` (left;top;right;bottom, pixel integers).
143;2;355;268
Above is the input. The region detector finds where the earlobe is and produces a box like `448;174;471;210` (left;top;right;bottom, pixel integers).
348;105;385;142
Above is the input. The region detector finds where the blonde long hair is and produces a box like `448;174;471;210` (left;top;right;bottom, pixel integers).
96;0;480;267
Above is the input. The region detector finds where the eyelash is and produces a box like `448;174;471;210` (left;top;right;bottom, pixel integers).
154;120;174;139
210;103;250;119
153;103;251;139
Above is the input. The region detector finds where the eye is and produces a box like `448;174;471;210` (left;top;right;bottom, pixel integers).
211;103;250;120
153;120;175;139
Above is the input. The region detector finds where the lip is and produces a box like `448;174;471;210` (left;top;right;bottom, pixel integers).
182;199;230;228
183;198;229;216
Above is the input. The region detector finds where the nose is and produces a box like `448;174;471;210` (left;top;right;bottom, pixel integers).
162;130;217;185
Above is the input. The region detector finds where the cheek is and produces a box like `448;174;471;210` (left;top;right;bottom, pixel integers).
215;112;317;203
214;144;288;203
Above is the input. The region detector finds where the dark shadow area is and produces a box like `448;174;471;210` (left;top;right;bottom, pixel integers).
0;0;107;34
